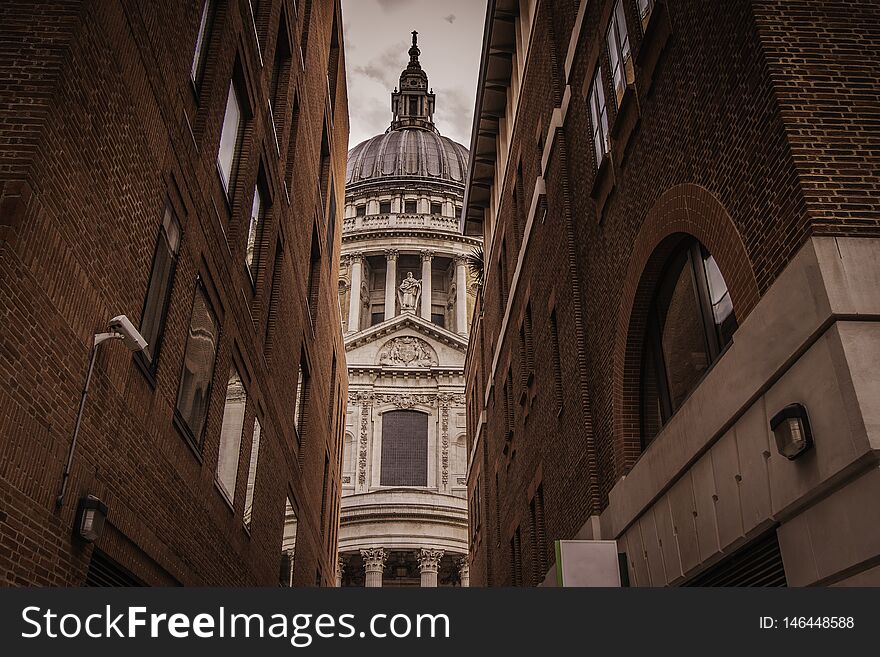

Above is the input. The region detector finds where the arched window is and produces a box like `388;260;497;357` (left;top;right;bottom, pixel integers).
453;434;467;476
342;432;354;476
641;238;737;447
380;410;428;486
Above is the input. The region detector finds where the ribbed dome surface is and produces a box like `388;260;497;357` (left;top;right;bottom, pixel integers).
346;129;469;187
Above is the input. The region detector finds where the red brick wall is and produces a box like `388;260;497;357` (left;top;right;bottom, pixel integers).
467;0;880;586
0;0;348;586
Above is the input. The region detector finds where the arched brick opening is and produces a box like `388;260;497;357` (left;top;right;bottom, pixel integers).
612;184;759;480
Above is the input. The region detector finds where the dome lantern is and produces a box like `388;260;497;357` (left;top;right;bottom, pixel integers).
390;31;436;133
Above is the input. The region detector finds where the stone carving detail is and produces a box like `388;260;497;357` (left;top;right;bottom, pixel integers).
377;336;438;367
361;547;387;571
354;392;374;486
437;392;466;407
441;405;449;487
374;393;436;409
417;548;445;573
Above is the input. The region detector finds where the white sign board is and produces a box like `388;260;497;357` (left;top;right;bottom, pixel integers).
555;540;621;587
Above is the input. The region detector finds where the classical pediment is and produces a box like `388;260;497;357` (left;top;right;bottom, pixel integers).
344;313;467;369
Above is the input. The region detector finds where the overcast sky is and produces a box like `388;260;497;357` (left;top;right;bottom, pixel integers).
340;0;487;150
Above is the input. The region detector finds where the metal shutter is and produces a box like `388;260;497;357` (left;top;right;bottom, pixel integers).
84;550;145;587
684;531;787;587
380;410;428;486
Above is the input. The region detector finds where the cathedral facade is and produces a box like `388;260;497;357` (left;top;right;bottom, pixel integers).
336;33;479;587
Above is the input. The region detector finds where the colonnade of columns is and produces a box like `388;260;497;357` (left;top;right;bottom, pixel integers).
336;548;470;587
345;251;469;335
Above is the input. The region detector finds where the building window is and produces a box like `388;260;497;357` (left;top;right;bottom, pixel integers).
371;311;385;327
588;67;610;167
243;418;261;527
404;199;417;214
175;282;220;447
246;180;266;281
342;432;354;477
320;453;329;539
638;0;655;31
380;410;428;486
216;368;247;504
431;312;446;328
431;201;442;215
279;497;297;586
529;485;547;585
510;527;523;586
138;202;181;371
217;82;244;193
307;228;320;322
498;239;509;315
264;237;283;353
505;367;514;439
319;127;331;211
607;0;632;107
356;204;366;217
269;13;292;147
294;358;309;444
190;0;213;84
550;309;562;407
470;475;482;542
379;201;392;214
641;238;737;447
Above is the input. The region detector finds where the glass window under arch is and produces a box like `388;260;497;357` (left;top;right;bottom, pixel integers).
641;238;737;448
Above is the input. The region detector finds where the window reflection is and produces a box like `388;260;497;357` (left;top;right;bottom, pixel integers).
641;238;737;447
217;82;243;191
175;283;219;445
216;368;246;503
139;203;180;367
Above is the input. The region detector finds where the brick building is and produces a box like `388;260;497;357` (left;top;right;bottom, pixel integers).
464;0;880;586
0;0;348;586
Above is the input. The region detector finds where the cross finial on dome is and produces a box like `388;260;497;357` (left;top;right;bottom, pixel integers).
408;30;421;66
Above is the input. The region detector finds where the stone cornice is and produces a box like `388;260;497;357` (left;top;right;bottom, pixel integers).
344;313;469;352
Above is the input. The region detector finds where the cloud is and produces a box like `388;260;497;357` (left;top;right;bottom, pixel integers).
350;40;408;89
432;85;474;146
376;0;413;11
443;14;456;24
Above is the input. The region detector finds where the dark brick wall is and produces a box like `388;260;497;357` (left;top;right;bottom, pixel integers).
0;0;348;586
467;0;880;586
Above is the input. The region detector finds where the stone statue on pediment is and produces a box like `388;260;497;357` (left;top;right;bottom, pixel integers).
398;271;421;312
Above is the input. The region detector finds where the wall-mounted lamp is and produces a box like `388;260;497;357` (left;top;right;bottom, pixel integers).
56;315;148;509
75;495;108;543
770;403;813;460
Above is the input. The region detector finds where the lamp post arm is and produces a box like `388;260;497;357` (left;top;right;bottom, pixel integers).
55;332;123;509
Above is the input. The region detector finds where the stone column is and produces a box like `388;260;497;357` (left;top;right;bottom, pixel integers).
420;250;433;321
384;250;398;321
361;548;387;588
418;548;444;588
458;557;470;587
336;556;346;587
347;252;363;333
455;255;468;335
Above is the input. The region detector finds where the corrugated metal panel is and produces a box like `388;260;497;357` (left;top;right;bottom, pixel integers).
684;531;787;587
84;550;145;587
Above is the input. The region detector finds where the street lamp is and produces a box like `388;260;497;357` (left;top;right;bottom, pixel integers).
55;315;148;509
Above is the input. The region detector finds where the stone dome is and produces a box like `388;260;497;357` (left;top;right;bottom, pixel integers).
346;130;469;187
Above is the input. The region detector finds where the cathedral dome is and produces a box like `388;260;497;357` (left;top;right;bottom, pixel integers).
346;130;469;187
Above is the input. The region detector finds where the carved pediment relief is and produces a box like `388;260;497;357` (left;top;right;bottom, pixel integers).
377;336;438;367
